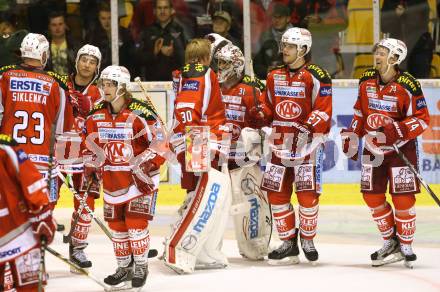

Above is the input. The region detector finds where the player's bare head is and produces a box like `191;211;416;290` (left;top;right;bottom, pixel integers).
373;38;407;74
20;33;50;68
215;43;244;83
76;44;102;79
184;38;211;65
280;27;312;67
99;65;131;104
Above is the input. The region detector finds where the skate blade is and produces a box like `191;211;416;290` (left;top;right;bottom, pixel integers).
308;260;318;266
372;252;404;267
404;260;414;269
195;263;227;270
104;281;132;291
268;256;300;266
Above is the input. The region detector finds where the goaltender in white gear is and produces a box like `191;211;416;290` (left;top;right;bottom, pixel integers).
163;168;231;274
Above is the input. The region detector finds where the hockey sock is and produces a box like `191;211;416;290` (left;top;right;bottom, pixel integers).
71;195;95;246
109;222;132;268
393;195;416;244
297;192;319;240
127;218;150;265
363;193;395;240
271;203;296;240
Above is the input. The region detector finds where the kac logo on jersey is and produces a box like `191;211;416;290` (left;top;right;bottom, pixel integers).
366;113;394;130
181;80;200;91
103;141;133;164
275;100;302;119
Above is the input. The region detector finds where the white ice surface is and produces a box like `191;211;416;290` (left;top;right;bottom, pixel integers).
45;206;440;292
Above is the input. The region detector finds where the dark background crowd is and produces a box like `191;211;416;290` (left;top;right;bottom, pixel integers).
1;0;439;80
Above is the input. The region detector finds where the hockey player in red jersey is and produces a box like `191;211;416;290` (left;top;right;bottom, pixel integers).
261;27;332;265
0;33;74;206
82;65;166;289
55;44;103;270
0;134;56;291
164;38;232;274
340;38;430;268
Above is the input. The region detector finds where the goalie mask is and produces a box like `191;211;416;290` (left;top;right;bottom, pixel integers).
215;44;245;83
204;33;232;70
20;33;50;67
98;65;131;104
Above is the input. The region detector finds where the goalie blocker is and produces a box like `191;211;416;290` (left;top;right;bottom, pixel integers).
164;168;231;274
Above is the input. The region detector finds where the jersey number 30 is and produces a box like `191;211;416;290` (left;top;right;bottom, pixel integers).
13;110;45;145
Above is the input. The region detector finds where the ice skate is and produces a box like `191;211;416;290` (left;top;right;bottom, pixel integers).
371;237;403;267
400;244;417;269
131;263;148;289
268;234;300;265
104;264;133;291
69;244;92;273
300;237;319;264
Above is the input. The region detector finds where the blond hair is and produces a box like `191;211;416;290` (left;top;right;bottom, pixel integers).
184;38;211;64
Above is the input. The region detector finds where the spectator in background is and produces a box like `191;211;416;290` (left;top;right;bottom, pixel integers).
0;11;28;67
212;10;242;49
253;3;292;79
46;11;79;75
137;0;187;81
381;0;434;78
85;3;136;74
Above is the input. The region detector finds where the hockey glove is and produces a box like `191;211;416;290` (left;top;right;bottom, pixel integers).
381;122;407;146
29;205;56;245
132;149;165;194
340;129;359;161
81;153;102;197
69;89;92;118
249;104;272;128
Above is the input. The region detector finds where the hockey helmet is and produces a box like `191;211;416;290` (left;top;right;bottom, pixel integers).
375;38;407;65
20;33;50;66
281;27;312;55
205;33;232;61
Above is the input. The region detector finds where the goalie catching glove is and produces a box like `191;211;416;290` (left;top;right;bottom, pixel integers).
131;149;165;194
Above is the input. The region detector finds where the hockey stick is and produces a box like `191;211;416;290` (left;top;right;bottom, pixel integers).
134;77;165;127
62;178;93;244
45;245;110;290
393;144;440;207
58;172;159;258
38;239;46;292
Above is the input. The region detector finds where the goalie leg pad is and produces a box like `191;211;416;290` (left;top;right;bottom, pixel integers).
164;168;231;274
271;203;296;240
230;165;272;260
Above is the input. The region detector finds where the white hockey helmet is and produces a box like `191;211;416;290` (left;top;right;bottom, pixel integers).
375;38;407;65
205;33;232;60
20;33;50;66
75;44;102;75
281;27;312;55
100;65;130;86
215;44;245;83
